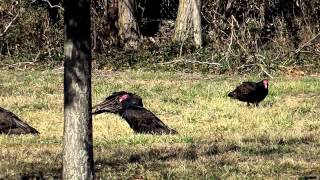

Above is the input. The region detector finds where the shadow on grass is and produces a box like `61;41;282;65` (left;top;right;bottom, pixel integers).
241;145;294;156
13;163;61;180
4;139;310;179
95;144;198;171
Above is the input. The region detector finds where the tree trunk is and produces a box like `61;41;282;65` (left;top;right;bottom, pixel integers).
192;0;202;48
104;0;119;46
63;0;94;179
118;0;140;49
174;0;202;48
174;0;192;42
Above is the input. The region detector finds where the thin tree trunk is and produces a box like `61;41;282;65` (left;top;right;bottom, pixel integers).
104;0;119;46
192;0;202;48
174;0;192;42
118;0;140;49
174;0;202;48
63;0;94;179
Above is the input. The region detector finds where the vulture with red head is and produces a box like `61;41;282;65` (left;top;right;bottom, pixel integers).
93;91;177;135
228;79;269;106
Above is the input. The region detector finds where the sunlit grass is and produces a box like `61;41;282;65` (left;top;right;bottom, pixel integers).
0;70;319;179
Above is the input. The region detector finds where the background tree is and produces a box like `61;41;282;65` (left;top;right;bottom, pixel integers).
102;0;119;46
174;0;202;48
63;0;94;179
118;0;140;49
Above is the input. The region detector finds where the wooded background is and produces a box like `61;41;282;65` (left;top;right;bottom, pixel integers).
0;0;319;73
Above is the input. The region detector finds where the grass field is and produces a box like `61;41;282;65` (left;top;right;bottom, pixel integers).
0;70;319;179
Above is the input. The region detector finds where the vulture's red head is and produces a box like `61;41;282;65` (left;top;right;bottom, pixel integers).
262;79;269;89
92;91;143;114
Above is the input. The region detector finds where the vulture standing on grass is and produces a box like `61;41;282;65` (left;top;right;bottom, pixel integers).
0;107;39;135
93;91;177;135
228;79;269;106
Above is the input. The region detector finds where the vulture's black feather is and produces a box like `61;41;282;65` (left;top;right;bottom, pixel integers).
0;107;39;135
93;91;177;135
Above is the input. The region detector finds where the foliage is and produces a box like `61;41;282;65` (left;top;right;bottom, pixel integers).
0;1;64;63
0;0;319;73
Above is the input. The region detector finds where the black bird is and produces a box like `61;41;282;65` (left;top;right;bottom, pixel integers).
93;92;177;135
0;107;39;135
93;91;143;114
228;79;269;106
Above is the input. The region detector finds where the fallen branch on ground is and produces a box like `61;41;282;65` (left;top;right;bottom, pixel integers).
157;57;221;67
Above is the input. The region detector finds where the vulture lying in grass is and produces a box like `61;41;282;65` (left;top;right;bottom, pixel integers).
93;91;177;135
0;107;39;135
228;79;269;106
93;91;144;114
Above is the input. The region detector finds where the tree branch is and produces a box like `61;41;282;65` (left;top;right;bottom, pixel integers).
158;57;221;66
0;13;19;37
294;32;320;54
32;0;64;11
44;0;64;10
272;32;320;63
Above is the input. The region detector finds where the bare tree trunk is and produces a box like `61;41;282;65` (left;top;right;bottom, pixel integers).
174;0;192;42
174;0;202;48
192;0;202;48
118;0;140;49
63;0;94;179
104;0;119;46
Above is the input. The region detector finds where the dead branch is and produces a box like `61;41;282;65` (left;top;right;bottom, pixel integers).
0;13;19;37
185;58;221;66
294;32;320;54
31;0;64;10
42;0;64;10
272;32;320;63
222;15;236;66
4;62;37;70
254;54;274;79
33;51;41;62
258;64;274;79
158;57;221;67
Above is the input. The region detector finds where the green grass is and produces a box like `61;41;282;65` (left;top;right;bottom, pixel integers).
0;70;320;179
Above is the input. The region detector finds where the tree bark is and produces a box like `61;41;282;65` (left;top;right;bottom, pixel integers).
174;0;202;48
118;0;140;49
174;0;192;42
192;0;202;48
104;0;119;46
63;0;94;179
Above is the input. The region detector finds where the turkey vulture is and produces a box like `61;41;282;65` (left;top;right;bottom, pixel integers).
228;79;269;106
0;107;39;135
93;91;143;114
93;92;177;135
